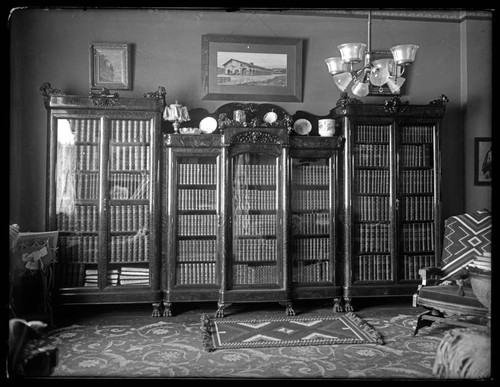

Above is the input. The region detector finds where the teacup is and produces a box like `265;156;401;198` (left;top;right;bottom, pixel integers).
318;119;335;137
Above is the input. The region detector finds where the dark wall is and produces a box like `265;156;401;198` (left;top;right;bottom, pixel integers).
9;8;492;230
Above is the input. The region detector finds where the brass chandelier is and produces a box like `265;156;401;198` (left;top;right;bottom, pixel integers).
325;10;418;97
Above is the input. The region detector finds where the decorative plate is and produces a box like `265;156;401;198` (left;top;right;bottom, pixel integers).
293;118;312;135
199;117;217;134
263;111;278;124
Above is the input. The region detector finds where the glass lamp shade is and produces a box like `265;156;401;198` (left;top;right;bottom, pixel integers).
338;43;367;64
351;81;370;97
164;101;190;122
372;58;395;74
325;57;347;75
332;72;353;91
386;76;406;93
369;66;390;86
390;44;419;65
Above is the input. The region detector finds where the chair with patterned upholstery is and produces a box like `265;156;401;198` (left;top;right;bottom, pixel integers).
412;209;491;335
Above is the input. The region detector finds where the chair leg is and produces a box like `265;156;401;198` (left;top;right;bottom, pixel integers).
413;310;434;336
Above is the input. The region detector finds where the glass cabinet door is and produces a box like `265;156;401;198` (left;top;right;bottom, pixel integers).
230;153;279;288
397;124;438;281
352;124;394;283
107;118;153;288
290;157;333;284
54;117;100;288
173;155;219;286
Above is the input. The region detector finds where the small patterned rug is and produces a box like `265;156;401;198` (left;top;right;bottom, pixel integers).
200;312;383;351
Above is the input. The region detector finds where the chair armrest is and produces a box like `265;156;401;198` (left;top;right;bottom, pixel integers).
418;266;443;286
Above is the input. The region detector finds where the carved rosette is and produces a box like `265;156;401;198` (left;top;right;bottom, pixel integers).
336;92;363;114
428;94;449;106
144;86;167;107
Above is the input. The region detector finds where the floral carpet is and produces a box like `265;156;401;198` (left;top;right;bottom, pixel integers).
38;309;450;379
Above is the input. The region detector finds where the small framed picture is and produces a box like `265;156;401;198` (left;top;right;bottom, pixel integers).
90;42;131;90
474;137;492;185
10;231;59;272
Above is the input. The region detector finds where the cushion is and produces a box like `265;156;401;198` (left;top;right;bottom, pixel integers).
440;210;491;281
417;285;488;315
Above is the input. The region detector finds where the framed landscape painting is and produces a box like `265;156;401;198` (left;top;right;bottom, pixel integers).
201;34;303;102
90;42;131;90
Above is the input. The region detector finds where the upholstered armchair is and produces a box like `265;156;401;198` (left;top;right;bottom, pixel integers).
412;210;491;336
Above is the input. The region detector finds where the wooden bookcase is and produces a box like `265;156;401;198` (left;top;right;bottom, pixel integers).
162;103;343;316
42;86;165;316
334;95;447;311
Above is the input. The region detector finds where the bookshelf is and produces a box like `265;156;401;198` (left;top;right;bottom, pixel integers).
335;95;447;311
44;92;164;316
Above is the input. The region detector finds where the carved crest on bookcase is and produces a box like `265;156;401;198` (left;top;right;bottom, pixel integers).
383;96;410;114
428;94;449;106
89;87;120;107
143;86;167;107
229;131;285;145
39;82;64;104
336;92;363;114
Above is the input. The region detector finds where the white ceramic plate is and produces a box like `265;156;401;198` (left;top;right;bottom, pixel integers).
293;118;312;135
199;117;217;134
263;111;278;124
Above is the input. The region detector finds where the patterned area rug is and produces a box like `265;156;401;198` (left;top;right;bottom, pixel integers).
200;312;383;351
36;310;451;379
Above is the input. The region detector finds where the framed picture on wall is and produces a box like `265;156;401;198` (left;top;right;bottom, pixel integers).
90;42;131;90
474;137;492;185
201;34;303;102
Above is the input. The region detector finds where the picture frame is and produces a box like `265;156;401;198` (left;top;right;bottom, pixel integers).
201;34;303;102
474;137;492;185
368;51;404;96
90;42;131;90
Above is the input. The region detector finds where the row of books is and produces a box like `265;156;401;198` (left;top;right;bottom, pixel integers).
401;223;435;252
109;234;150;262
64;118;99;143
355;125;390;143
355;254;393;281
354;170;390;194
76;144;99;170
234;164;276;186
292;260;330;283
402;254;438;280
402;196;435;221
75;171;99;200
59;235;98;263
233;238;277;261
177;239;217;261
85;266;150;286
54;264;150;288
110;173;150;199
176;262;216;285
292;164;329;185
178;189;217;211
354;144;390;167
233;264;277;285
110;145;150;171
178;163;217;185
400;126;434;143
291;190;330;210
355;223;391;253
57;206;98;232
110;119;151;143
178;214;218;236
399;170;434;193
355;196;390;221
291;237;330;260
233;189;276;211
400;144;433;167
110;204;150;232
233;214;276;236
291;213;330;235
